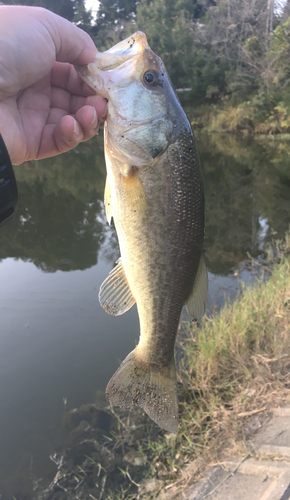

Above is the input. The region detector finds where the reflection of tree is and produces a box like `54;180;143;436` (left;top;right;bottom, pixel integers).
1;130;289;276
254;142;290;240
101;223;120;265
199;133;290;275
0;136;108;272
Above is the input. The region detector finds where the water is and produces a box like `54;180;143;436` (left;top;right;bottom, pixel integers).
0;132;289;498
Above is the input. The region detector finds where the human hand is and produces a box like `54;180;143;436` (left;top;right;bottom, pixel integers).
0;6;107;165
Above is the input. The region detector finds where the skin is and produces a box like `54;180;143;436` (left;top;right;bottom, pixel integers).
0;6;107;165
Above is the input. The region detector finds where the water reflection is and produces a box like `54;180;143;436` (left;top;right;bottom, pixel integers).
0;134;107;272
201;133;290;274
0;131;289;499
1;132;289;276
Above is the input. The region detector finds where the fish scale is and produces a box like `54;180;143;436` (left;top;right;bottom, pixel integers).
76;31;208;433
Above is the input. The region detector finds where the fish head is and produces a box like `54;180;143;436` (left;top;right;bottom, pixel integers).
76;32;183;167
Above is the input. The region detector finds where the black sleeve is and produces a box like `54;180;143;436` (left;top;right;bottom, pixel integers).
0;134;18;227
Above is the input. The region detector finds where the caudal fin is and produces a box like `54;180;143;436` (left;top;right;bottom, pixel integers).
106;349;179;433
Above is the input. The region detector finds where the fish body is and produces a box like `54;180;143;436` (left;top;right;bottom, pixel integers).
76;32;207;433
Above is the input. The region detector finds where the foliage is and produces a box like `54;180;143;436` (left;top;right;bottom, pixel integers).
195;96;290;135
92;0;138;48
0;0;90;24
132;0;222;98
4;0;290;116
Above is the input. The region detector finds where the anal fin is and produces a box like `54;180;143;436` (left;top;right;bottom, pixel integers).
99;258;136;316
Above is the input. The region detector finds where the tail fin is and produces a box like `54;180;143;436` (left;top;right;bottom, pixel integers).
106;349;179;433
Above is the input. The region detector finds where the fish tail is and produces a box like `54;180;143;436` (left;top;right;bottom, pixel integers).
106;349;179;433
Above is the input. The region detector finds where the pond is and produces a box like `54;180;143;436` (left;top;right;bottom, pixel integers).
0;130;289;499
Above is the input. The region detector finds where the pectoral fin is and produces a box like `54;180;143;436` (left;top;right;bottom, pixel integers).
104;176;113;225
99;258;136;316
186;253;208;322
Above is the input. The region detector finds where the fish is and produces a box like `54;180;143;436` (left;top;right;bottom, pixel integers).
76;32;207;433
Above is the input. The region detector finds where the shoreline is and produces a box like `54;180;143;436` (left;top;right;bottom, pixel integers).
183;102;290;137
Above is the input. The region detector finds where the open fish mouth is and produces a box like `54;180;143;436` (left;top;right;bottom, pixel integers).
75;32;151;98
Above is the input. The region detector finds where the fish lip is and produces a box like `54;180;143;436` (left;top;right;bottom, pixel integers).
105;31;150;59
75;32;151;97
75;61;108;98
75;57;135;99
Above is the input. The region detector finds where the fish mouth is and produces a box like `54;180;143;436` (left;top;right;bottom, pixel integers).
75;32;150;99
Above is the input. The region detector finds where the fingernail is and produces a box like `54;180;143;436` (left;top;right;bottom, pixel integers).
91;108;98;128
73;118;81;136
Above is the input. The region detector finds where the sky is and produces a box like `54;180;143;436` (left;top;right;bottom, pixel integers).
84;0;100;21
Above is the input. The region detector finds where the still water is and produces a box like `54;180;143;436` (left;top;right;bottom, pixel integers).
0;131;289;498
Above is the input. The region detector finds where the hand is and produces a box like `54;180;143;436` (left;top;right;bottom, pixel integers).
0;6;107;165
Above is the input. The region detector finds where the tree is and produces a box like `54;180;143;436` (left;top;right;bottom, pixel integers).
133;0;224;101
194;0;280;99
92;0;138;48
0;0;92;28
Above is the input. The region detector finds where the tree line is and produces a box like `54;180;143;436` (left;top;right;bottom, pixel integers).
3;0;290;117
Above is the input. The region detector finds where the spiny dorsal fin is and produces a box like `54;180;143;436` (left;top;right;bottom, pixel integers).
186;252;208;322
99;258;136;316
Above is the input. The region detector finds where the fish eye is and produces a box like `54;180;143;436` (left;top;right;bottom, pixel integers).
143;69;159;87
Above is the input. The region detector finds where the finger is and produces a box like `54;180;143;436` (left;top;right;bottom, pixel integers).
51;63;95;97
50;85;107;117
37;115;83;159
37;104;105;159
74;105;100;141
54;115;84;152
47;104;102;144
82;96;108;121
42;9;98;65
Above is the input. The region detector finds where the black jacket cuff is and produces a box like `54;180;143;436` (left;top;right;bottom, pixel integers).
0;134;18;227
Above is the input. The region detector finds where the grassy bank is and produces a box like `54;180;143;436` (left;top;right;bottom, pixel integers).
187;100;290;136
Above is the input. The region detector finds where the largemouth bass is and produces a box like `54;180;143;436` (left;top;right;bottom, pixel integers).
76;32;207;433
